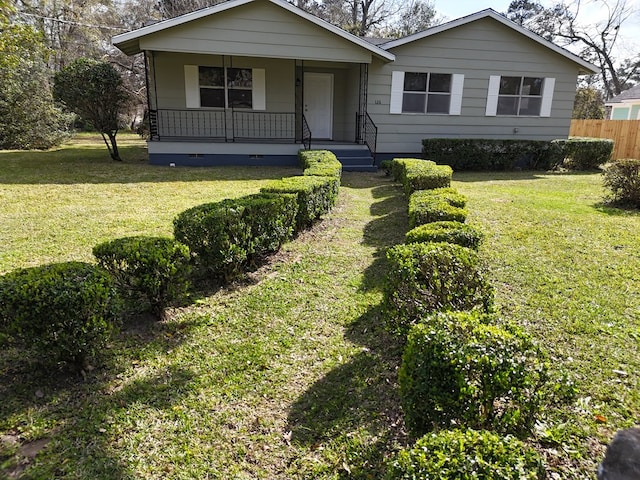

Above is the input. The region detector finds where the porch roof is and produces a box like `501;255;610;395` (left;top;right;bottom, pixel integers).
112;0;395;63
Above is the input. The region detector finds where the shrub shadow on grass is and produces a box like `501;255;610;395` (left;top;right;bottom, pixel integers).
286;178;409;477
11;365;196;479
360;184;408;293
0;308;202;478
593;201;640;216
286;305;406;477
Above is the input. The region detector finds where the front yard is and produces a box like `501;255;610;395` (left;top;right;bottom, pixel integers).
1;137;639;478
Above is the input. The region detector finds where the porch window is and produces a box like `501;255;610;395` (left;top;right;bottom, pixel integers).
390;71;464;115
186;65;265;110
486;75;555;117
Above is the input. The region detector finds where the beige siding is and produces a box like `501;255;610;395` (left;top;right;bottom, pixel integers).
153;52;295;111
140;0;371;63
368;18;582;154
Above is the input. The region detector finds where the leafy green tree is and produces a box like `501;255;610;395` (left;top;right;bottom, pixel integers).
0;0;71;149
54;58;131;161
572;87;605;119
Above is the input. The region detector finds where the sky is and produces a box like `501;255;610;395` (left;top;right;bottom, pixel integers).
433;0;640;58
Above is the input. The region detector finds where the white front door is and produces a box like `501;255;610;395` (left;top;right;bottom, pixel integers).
304;73;334;140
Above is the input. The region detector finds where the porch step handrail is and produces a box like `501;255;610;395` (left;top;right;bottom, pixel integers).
357;112;377;159
302;114;312;150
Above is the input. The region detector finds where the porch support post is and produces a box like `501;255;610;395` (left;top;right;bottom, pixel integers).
295;59;304;143
357;63;369;143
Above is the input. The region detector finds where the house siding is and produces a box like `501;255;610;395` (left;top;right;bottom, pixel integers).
368;17;582;155
139;0;372;63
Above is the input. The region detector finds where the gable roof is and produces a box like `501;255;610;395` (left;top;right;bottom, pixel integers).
378;9;599;75
607;84;640;103
112;0;395;61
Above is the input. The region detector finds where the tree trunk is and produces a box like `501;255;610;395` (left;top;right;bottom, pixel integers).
100;130;122;161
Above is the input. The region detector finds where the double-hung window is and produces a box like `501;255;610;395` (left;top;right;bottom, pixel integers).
390;71;464;115
185;65;265;110
403;73;452;113
486;75;555;117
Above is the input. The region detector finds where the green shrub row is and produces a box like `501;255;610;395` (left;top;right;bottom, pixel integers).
406;220;484;249
299;149;342;179
390;158;452;195
603;158;640;206
386;428;544;479
384;166;546;478
408;187;468;228
422;137;613;171
552;137;614;170
0;150;341;369
0;262;121;367
93;236;192;318
399;311;548;436
383;242;494;335
261;175;336;231
174;193;298;281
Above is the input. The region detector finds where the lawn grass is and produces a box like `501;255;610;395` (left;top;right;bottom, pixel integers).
1;141;640;478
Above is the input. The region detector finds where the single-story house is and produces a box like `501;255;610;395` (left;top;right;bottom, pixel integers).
606;84;640;120
112;0;598;169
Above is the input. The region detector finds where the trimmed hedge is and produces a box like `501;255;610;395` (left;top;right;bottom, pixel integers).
422;138;563;171
261;175;336;231
299;149;342;179
390;158;452;195
408;188;468;228
0;262;120;366
383;242;493;335
386;428;545;479
553;137;613;170
399;311;548;435
174;192;298;280
390;158;436;185
406;220;484;249
603;158;640;206
93;236;191;318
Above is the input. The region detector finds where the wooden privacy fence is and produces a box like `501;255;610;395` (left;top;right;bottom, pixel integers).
570;119;640;160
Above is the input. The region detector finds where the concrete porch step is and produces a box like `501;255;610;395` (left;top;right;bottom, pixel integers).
328;148;377;172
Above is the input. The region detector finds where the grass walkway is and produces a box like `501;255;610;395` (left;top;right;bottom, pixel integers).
2;140;640;478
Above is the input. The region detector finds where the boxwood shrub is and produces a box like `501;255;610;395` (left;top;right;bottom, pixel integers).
383;242;493;335
603;158;640;206
93;236;191;318
174;192;298;280
422;138;563;171
0;262;120;367
552;137;613;170
408;188;468;228
390;158;436;184
399;311;548;436
261;176;336;231
406;220;484;249
390;158;452;195
299;149;342;179
386;428;545;479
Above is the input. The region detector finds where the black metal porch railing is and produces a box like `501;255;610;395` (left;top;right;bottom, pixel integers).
357;112;378;158
149;109;312;144
153;109;226;140
233;111;295;142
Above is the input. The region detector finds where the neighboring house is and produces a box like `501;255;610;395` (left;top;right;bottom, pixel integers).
112;0;598;168
606;84;640;120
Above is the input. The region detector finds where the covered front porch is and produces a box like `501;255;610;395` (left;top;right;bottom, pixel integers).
145;54;379;167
